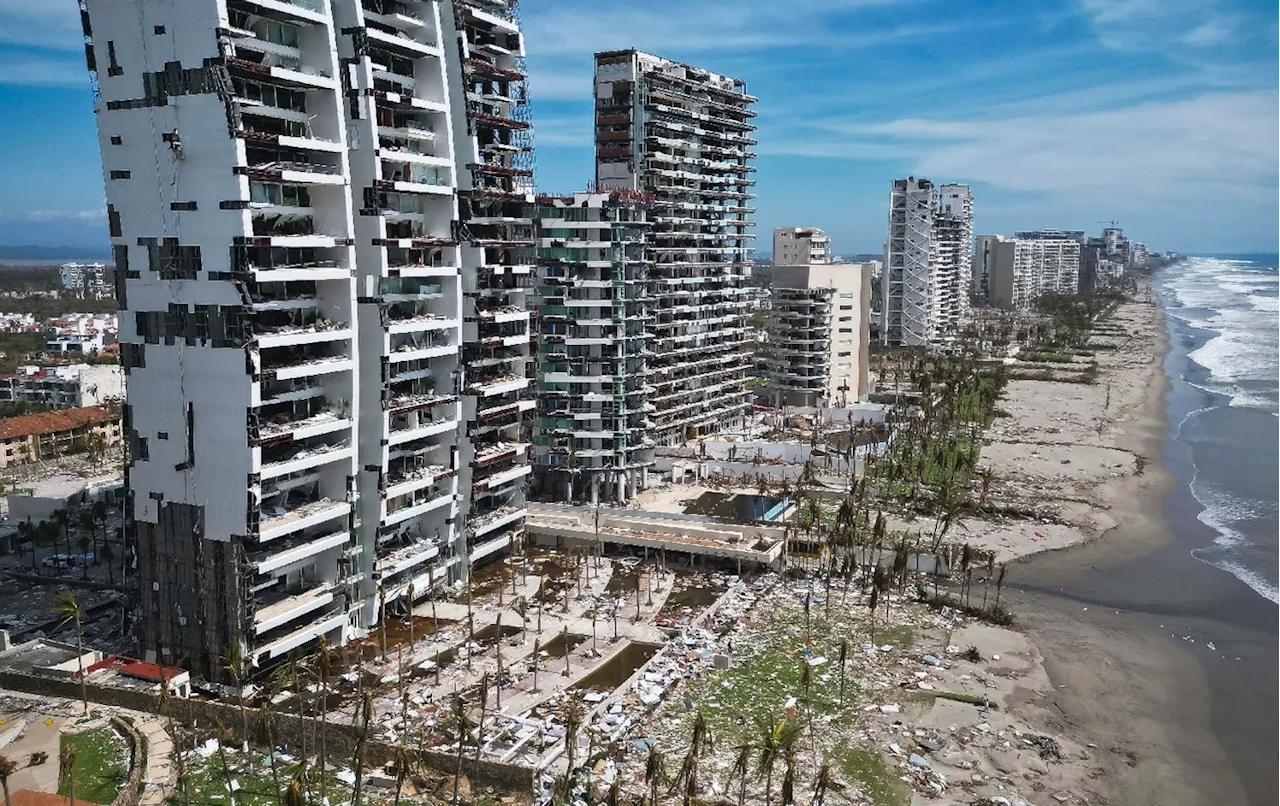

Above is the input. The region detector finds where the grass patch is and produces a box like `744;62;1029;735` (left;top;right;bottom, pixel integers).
1023;351;1075;363
59;727;129;805
876;625;916;648
177;752;354;806
923;595;1014;626
829;746;910;806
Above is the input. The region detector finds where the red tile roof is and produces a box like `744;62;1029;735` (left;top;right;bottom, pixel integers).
12;791;105;806
0;406;117;440
86;654;186;684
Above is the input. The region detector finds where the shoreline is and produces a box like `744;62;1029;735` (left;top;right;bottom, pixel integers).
995;276;1275;804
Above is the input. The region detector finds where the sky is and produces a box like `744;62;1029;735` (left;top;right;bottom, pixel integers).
0;0;1276;254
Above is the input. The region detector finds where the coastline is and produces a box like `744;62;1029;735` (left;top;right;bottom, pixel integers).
989;276;1275;804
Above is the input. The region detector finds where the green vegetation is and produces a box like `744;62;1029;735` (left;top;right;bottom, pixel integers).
829;746;911;806
1022;351;1074;363
59;727;129;805
0;332;48;375
745;376;769;391
177;753;354;806
0;296;116;318
0;400;54;418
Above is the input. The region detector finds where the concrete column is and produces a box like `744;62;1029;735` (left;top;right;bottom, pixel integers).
616;472;625;503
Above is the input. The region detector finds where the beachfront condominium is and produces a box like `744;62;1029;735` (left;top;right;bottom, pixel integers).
773;227;831;265
882;178;974;346
81;0;534;680
767;261;873;408
977;230;1082;309
593;50;758;445
532;191;654;504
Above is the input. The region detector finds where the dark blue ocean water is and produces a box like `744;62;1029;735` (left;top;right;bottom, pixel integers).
1157;255;1279;603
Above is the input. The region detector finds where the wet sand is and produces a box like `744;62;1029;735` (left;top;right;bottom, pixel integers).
1004;287;1277;804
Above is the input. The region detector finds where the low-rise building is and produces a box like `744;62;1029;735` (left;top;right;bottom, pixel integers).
0;364;123;408
0;406;121;468
768;262;872;407
773;227;832;265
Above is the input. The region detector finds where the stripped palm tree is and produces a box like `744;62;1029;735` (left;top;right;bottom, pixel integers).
643;744;667;806
0;754;15;806
475;672;490;761
283;760;308;806
811;761;834;806
351;691;374;806
995;564;1009;608
256;700;283;806
390;745;414;806
531;637;541;693
446;694;474;806
838;640;850;704
727;743;751;806
779;752;797;806
58;744;75;806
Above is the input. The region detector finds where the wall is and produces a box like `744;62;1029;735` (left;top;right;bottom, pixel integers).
0;668;534;791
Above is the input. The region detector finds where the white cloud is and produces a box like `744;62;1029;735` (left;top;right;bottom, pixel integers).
808;91;1277;211
0;51;90;87
1075;0;1241;52
0;0;83;50
21;209;106;222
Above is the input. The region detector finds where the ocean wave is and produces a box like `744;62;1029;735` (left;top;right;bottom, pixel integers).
1187;484;1280;604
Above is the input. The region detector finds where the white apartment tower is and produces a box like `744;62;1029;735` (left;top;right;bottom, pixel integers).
882;178;973;346
773;227;831;265
593;50;757;445
81;0;534;681
981;230;1082;309
533;191;654;504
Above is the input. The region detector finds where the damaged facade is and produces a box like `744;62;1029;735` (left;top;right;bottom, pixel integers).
532;191;654;504
593;50;758;446
83;0;534;680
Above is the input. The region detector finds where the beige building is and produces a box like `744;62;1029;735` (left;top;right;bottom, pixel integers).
0;406;122;468
768;263;872;407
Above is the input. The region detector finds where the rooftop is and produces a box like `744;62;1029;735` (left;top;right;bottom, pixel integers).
0;407;117;440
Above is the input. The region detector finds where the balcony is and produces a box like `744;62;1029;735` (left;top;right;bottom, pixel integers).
383;483;452;526
385;461;452;500
255;314;351;349
254;581;339;634
259;496;350;541
388;408;457;445
374;537;442;580
259;409;351;445
251;529;349;575
260;435;353;479
468;374;529;397
473;462;530;492
228;55;335;90
235;0;326;24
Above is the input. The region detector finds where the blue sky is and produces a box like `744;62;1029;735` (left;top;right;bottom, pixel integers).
1;0;1276;254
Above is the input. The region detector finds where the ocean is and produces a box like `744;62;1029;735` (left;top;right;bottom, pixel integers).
1159;255;1280;604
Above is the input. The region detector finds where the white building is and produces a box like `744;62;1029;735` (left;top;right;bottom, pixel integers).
83;0;533;680
882;178;974;346
768;262;872;407
59;263;112;298
773;227;831;266
594;49;757;445
980;231;1082;309
0;364;124;409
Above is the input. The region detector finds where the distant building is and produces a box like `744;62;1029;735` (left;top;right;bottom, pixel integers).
0;364;123;408
58;262;111;298
883;178;974;346
773;227;832;265
974;235;1015;308
768;262;873;407
0;406;121;468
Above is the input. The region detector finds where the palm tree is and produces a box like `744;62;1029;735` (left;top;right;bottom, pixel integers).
0;754;17;806
561;700;585;798
727;743;751;806
562;626;571;676
16;521;35;573
837;640;849;704
753;713;802;806
78;511;97;564
378;584;388;662
223;645;251;751
390;745;414;806
256;701;283;806
643;744;667;806
283;760;308;806
475;672;490;762
811;762;833;806
531;637;541;693
52;509;71;562
58;743;75;806
995;564;1008;608
780;752;796;806
670;712;712;806
100;543;115;585
351;691;374;806
446;694;474;806
212;718;236;806
75;536;90;580
52;590;88;714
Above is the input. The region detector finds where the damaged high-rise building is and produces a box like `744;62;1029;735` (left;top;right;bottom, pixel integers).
593;50;758;445
81;0;534;680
